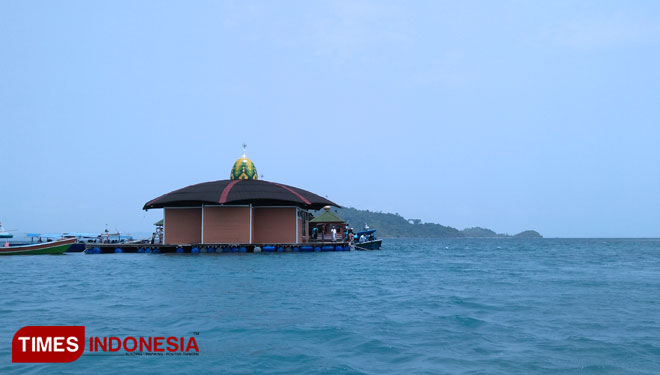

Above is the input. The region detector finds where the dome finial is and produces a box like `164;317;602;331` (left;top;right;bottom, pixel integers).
242;143;247;157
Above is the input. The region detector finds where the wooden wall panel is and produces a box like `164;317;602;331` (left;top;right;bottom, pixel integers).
203;206;250;244
252;207;296;244
164;208;201;244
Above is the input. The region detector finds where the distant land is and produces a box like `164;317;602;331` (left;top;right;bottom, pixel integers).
324;207;542;238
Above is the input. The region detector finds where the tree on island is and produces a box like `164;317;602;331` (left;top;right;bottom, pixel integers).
323;207;542;238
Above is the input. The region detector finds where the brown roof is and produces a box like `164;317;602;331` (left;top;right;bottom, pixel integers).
143;179;340;210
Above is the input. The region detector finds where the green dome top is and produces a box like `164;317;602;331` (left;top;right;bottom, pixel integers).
230;147;258;180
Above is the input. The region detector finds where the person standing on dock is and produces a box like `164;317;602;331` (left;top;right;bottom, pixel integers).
312;226;318;241
331;226;337;242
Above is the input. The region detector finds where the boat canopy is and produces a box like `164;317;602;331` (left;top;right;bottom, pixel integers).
27;233;134;240
27;233;66;239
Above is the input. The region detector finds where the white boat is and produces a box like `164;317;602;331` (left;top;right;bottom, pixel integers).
0;221;13;239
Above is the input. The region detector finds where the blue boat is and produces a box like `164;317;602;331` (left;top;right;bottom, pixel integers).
354;226;382;250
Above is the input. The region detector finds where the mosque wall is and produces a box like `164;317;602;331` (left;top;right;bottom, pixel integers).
164;208;202;244
202;206;250;243
252;207;297;243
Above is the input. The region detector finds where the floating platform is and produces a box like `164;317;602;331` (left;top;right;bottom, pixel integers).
84;242;351;254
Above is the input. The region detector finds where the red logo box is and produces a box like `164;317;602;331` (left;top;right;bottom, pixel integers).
12;326;85;363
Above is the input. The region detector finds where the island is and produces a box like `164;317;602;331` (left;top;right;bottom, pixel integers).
322;207;542;238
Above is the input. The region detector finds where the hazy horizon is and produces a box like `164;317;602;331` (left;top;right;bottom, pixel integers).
2;1;659;238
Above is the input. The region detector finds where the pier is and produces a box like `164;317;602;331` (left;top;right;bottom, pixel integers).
84;242;351;254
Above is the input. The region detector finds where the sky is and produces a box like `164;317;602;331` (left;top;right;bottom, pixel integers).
1;0;660;238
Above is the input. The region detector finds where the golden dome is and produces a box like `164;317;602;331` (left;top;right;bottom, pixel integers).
230;146;258;180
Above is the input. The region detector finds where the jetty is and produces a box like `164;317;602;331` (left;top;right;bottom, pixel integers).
85;241;351;254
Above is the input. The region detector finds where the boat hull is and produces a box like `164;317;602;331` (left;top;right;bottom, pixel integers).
66;243;87;252
0;238;76;255
354;239;382;250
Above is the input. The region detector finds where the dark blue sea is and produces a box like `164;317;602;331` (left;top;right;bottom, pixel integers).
1;238;660;374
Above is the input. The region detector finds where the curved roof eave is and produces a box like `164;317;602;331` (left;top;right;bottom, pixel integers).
143;200;340;210
142;179;340;211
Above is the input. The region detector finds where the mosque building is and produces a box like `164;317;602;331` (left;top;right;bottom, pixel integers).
143;147;342;246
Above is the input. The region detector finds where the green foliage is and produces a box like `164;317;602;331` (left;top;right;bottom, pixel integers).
336;207;463;238
462;227;503;237
317;207;542;238
513;230;543;238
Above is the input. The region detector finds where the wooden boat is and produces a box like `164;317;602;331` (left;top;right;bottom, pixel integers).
0;237;76;255
26;231;135;253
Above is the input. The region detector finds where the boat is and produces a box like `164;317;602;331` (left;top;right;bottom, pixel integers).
353;225;382;250
0;237;76;255
0;221;13;239
26;231;135;252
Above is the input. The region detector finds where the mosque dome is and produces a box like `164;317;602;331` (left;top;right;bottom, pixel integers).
230;146;258;180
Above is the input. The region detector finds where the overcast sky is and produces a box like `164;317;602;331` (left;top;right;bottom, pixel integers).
2;1;659;237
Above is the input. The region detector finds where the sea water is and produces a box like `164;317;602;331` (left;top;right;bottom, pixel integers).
1;238;659;374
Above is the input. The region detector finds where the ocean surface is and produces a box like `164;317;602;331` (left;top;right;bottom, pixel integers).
1;238;660;374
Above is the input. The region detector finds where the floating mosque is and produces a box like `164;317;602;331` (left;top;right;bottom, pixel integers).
86;146;350;253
